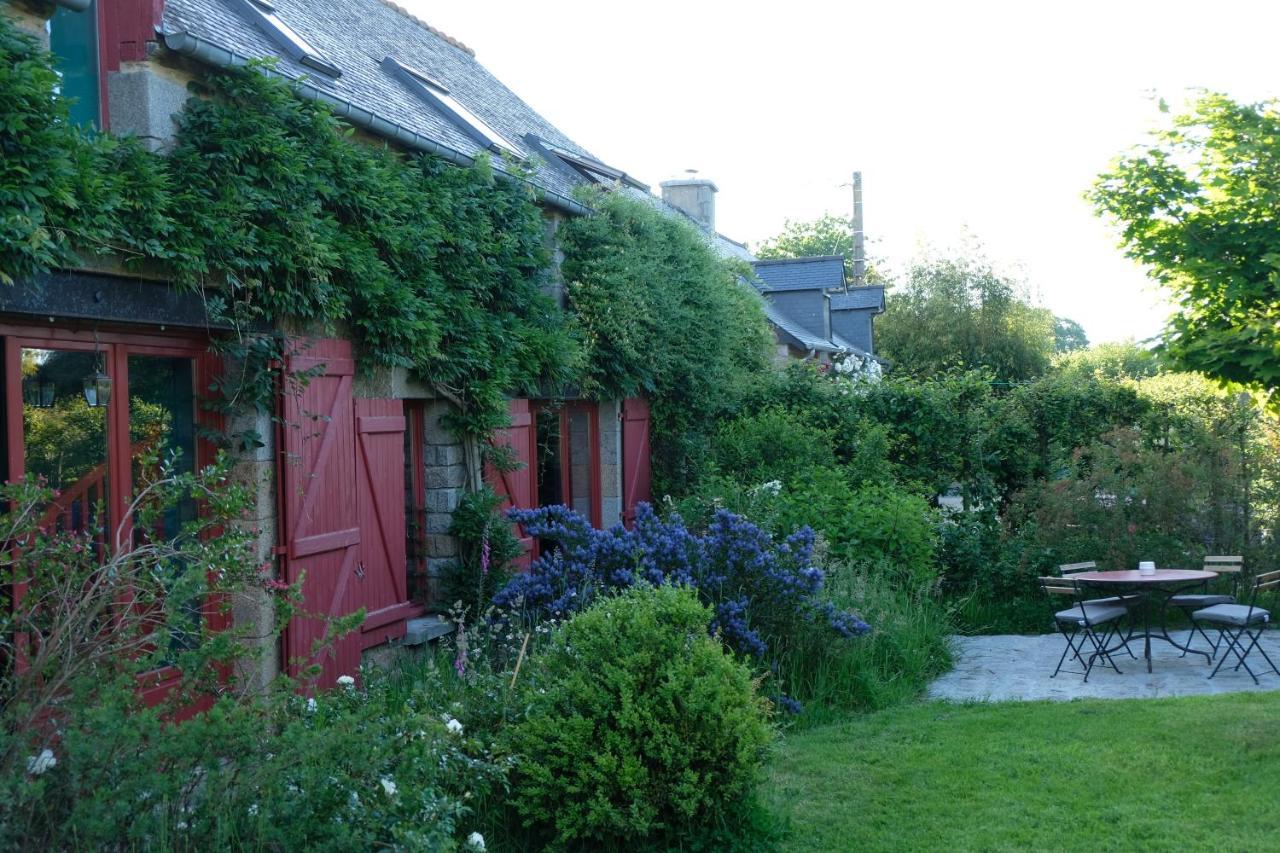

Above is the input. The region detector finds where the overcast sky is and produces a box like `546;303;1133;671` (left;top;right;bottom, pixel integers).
407;0;1280;344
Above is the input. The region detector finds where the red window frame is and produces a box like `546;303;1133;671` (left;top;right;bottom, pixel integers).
1;321;224;707
543;401;601;529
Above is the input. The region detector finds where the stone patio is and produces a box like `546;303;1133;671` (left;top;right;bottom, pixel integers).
928;630;1280;702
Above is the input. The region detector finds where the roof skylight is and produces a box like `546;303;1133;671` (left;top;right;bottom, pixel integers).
543;144;647;190
235;0;341;78
382;57;520;157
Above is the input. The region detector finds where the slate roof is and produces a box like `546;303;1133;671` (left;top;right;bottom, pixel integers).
830;287;885;313
751;256;846;292
762;301;840;353
161;0;599;205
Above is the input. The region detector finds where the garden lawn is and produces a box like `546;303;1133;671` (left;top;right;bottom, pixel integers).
766;693;1280;852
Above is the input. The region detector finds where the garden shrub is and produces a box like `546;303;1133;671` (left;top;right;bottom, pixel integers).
492;503;869;670
504;585;773;848
775;476;938;587
711;405;838;484
440;486;521;614
0;664;505;851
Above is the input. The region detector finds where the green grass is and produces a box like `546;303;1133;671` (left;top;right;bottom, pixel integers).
766;693;1280;851
774;564;954;726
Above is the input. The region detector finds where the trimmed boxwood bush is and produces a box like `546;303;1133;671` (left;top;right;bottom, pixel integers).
505;584;772;848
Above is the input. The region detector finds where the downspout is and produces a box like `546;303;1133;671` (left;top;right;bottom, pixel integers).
159;29;592;217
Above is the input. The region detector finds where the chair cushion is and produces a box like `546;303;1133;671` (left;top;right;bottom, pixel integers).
1171;593;1234;608
1191;603;1270;627
1054;603;1128;627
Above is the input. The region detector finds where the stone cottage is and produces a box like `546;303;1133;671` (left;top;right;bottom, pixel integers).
1;0;654;691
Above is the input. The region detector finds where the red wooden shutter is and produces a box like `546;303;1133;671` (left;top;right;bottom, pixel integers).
354;398;413;647
486;399;536;571
280;339;361;689
621;397;652;527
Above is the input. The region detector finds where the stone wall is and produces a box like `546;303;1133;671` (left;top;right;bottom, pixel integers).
4;3;50;46
541;209;567;308
227;405;280;692
107;59;195;152
421;400;465;602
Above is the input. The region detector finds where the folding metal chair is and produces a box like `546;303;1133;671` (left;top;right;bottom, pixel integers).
1040;576;1128;681
1171;555;1243;657
1059;561;1137;659
1191;569;1280;685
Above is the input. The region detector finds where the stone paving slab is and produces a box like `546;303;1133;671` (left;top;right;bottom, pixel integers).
928;630;1280;702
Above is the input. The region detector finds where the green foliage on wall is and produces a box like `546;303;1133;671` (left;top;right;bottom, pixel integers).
0;19;85;284
558;188;773;493
0;17;578;437
0;13;777;458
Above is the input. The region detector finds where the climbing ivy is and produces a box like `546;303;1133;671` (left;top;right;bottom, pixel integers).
0;15;771;475
559;188;773;494
0;17;578;438
0;18;84;284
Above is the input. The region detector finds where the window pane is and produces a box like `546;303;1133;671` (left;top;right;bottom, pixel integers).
566;408;593;520
21;348;109;542
536;407;563;507
128;355;197;537
48;2;100;129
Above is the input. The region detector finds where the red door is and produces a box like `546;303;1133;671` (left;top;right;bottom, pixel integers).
621;397;652;527
280;339;361;690
486;399;536;571
354;397;413;648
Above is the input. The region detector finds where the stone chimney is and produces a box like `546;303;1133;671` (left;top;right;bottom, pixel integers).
660;170;718;231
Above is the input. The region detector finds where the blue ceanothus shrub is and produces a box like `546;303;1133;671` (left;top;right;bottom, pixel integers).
493;503;870;664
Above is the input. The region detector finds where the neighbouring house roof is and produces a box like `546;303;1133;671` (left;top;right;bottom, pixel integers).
751;256;846;292
830;332;876;360
696;236;879;359
762;300;842;354
161;0;600;209
830;287;885;313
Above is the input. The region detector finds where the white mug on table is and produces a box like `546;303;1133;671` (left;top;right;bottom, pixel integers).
1138;561;1156;575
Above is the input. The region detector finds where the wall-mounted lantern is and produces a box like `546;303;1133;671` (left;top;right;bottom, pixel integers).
82;368;111;408
83;332;111;408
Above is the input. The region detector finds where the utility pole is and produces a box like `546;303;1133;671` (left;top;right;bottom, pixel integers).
851;171;866;288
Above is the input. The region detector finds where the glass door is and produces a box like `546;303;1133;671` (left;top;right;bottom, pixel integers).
20;347;111;551
3;328;213;703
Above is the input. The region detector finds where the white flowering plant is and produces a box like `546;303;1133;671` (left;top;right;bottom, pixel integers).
831;351;883;393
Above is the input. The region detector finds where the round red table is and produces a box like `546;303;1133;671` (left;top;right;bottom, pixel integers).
1072;569;1218;672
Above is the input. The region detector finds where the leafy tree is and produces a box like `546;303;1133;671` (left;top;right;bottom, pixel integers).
1054;316;1089;352
1053;340;1161;380
874;247;1056;381
753;213;884;283
1091;93;1280;401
